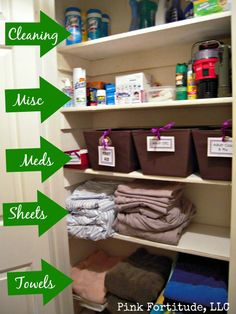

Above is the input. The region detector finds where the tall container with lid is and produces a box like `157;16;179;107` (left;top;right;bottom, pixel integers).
73;68;87;107
87;9;102;40
65;7;82;45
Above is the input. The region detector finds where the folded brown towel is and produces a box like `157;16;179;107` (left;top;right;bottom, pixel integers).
113;220;190;245
116;181;184;199
105;248;172;306
115;198;195;233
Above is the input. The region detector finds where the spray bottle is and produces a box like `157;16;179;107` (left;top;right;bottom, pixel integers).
62;78;73;107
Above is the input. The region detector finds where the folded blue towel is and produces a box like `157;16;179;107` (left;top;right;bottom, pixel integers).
164;254;228;307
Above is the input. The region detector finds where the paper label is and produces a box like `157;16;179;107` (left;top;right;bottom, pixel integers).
147;136;175;152
207;137;233;158
98;146;115;167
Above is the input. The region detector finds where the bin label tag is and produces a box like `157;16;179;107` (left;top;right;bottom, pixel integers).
207;137;233;158
98;146;115;167
147;136;175;152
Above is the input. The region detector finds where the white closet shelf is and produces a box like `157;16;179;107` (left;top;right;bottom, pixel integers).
58;12;231;61
113;223;230;261
67;168;231;186
61;97;232;113
73;294;107;312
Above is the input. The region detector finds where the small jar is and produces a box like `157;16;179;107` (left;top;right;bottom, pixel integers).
97;89;106;105
87;9;102;40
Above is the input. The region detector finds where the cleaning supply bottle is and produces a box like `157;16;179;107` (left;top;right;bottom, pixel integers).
166;0;184;23
73;68;87;107
102;13;110;36
155;0;167;26
184;0;194;19
65;7;82;45
87;9;102;40
129;0;140;31
176;63;188;100
139;0;158;28
62;78;73;107
187;61;197;100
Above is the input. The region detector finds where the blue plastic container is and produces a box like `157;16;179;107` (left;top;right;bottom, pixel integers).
87;9;102;40
102;13;110;36
65;7;82;45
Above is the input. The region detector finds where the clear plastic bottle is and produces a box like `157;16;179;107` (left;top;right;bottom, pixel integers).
62;78;73;107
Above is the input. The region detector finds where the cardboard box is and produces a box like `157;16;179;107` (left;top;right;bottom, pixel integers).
115;72;152;104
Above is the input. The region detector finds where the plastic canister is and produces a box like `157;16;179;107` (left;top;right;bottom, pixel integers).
87;9;102;40
102;13;110;37
97;90;106;105
65;7;82;45
73;68;87;107
176;63;187;100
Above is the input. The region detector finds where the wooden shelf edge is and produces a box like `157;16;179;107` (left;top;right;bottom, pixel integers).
60;98;232;113
73;295;107;312
64;168;231;186
58;11;231;57
112;223;230;261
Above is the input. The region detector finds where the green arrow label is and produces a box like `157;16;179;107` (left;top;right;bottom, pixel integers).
8;260;73;305
3;191;68;236
5;11;70;57
6;137;71;182
5;77;70;122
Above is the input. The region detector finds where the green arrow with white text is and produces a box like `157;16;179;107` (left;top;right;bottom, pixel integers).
6;137;71;182
5;11;70;57
5;77;70;122
3;191;68;236
8;260;73;305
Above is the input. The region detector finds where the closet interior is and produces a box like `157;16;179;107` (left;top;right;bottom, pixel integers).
51;0;235;312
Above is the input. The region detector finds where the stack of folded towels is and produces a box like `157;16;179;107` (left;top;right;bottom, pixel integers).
66;180;119;241
113;181;196;245
163;253;228;312
105;248;172;314
71;250;122;305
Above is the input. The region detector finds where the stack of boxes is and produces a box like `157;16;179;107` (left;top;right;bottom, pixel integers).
105;83;116;105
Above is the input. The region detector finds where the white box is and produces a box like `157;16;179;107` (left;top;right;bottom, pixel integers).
115;72;152;104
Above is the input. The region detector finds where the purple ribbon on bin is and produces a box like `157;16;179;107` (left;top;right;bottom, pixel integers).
221;119;232;142
101;128;112;149
151;122;175;140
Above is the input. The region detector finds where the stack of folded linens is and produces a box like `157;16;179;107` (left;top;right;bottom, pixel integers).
113;181;196;245
66;180;119;241
105;248;172;314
